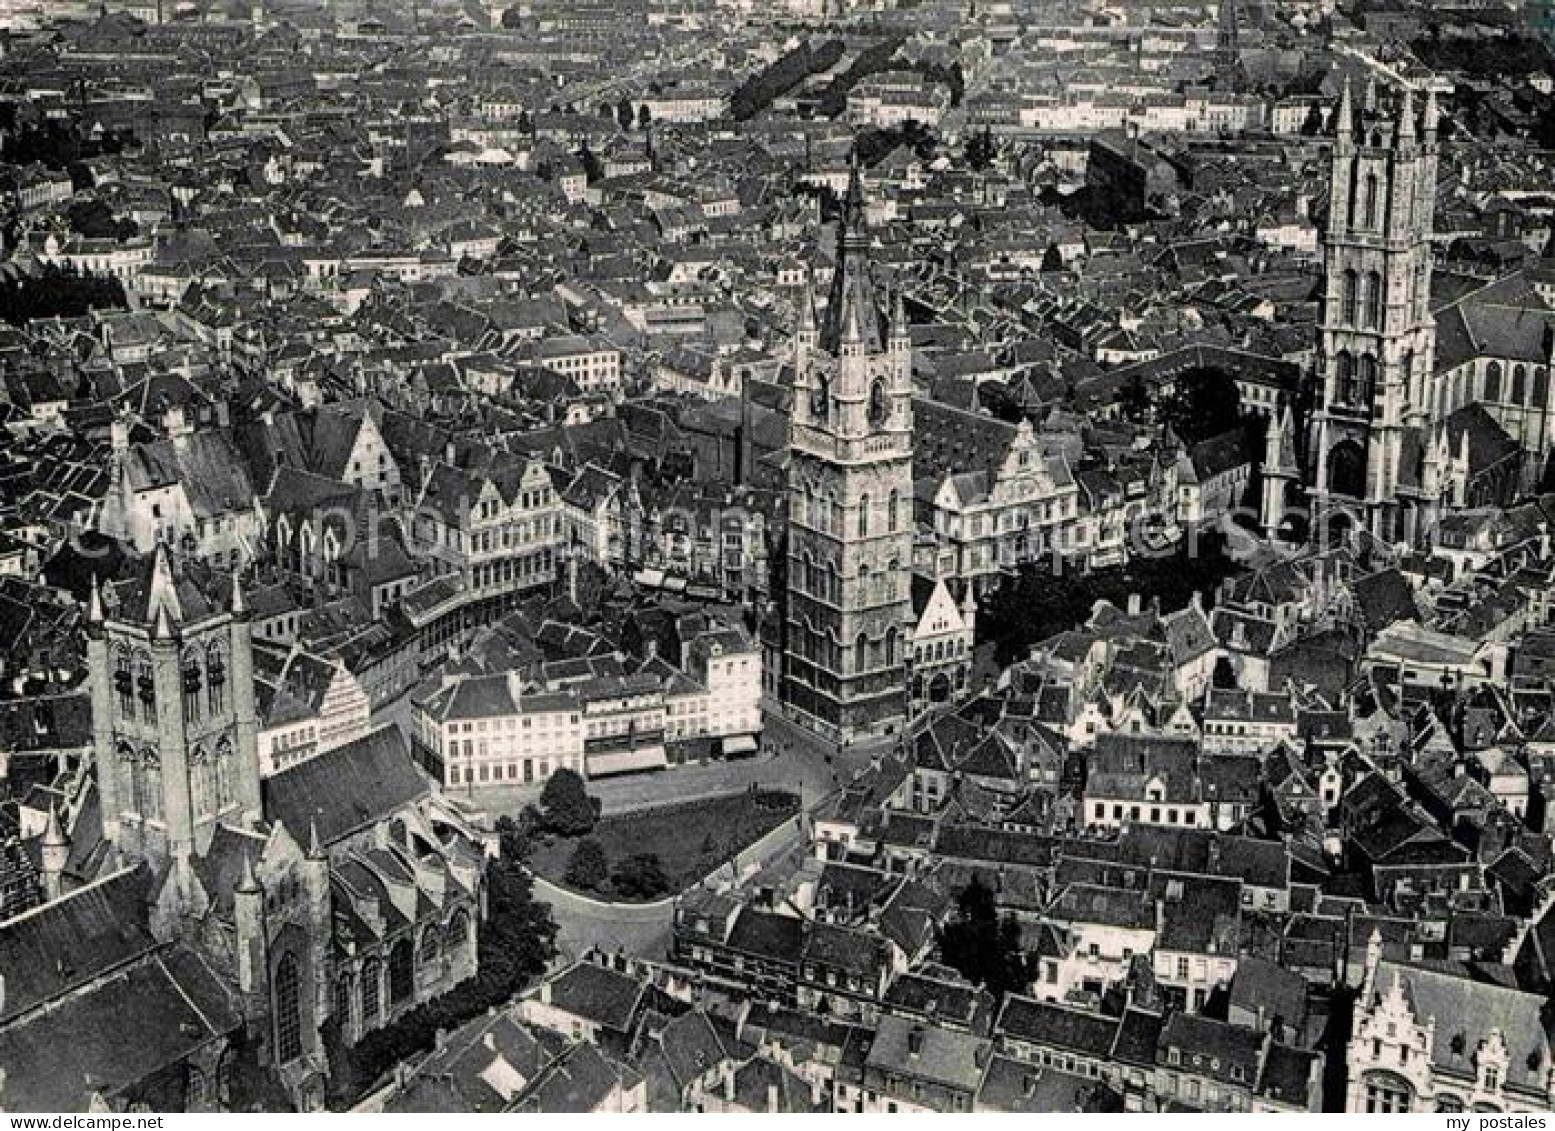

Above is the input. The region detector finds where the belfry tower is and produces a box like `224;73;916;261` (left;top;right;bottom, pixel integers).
86;545;263;868
781;168;915;745
1310;78;1440;545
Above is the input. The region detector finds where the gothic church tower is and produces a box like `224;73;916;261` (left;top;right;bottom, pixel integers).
86;545;263;868
1311;78;1440;545
782;169;914;744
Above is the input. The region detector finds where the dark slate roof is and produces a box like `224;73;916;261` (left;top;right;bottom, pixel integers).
542;961;645;1034
996;996;1119;1059
261;724;429;847
726;907;804;963
0;942;240;1111
0;864;156;1025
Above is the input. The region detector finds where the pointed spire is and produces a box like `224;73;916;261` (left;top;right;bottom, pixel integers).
1335;77;1353;142
229;569;247;617
237;849;259;893
87;573;103;623
1422;86;1439;140
1363;75;1377;114
890;285;908;341
152;598;175;642
798;267;818;333
844;150;865;226
1396;85;1415;146
43;803;68;848
308;818;324;859
840;288;865;346
145;542;183;627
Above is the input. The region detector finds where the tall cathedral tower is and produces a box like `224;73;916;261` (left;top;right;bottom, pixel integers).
1311;78;1440;544
782;170;914;745
86;545;263;867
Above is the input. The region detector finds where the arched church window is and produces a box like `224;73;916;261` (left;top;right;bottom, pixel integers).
419;928;440;968
1486;361;1503;401
1342;270;1359;325
334;974;355;1034
885;627;899;666
1364;173;1380;228
1535;367;1549;406
1363;271;1382;329
855;631;869;674
190;744;215;819
447;910;471;954
1513;364;1528;404
858;495;870;538
361;959;381;1026
114;646;134;717
888;490;900;532
137;653;156;724
1358;355;1377;405
274;952;303;1064
182;647;203;724
828;492;840;536
207;643;226;715
1337;351;1356;403
389;939;414;1003
214;737;237;810
117;740;138;815
868;378;889;428
810;375;830;425
139;747;163;821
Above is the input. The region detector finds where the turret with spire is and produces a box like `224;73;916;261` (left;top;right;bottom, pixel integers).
41;804;70;902
1261;404;1299;538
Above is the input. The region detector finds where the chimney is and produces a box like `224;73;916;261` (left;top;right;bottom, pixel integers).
767;1083;780;1113
907;1026;924;1058
1127;593;1142;616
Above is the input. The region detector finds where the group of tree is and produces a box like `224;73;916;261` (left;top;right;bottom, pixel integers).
977;527;1244;667
853;119;936;167
729;37;846;121
1119;364;1249;447
67;199;138;241
1411;30;1554;79
0;265;128;328
535;768;600;837
0;116;129;173
562;836;671;899
320;817;558;1107
963;125;997;171
938;878;1030;1000
813;34;905;118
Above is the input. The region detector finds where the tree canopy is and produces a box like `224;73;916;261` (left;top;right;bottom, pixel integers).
611;853;671;899
564;836;609;891
538;767;599;836
938;878;1030;999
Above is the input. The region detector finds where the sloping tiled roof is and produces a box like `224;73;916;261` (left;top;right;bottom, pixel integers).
262;724;428;847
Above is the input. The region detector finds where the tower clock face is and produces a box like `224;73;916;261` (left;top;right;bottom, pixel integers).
811;376;830;423
868;378;889;428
